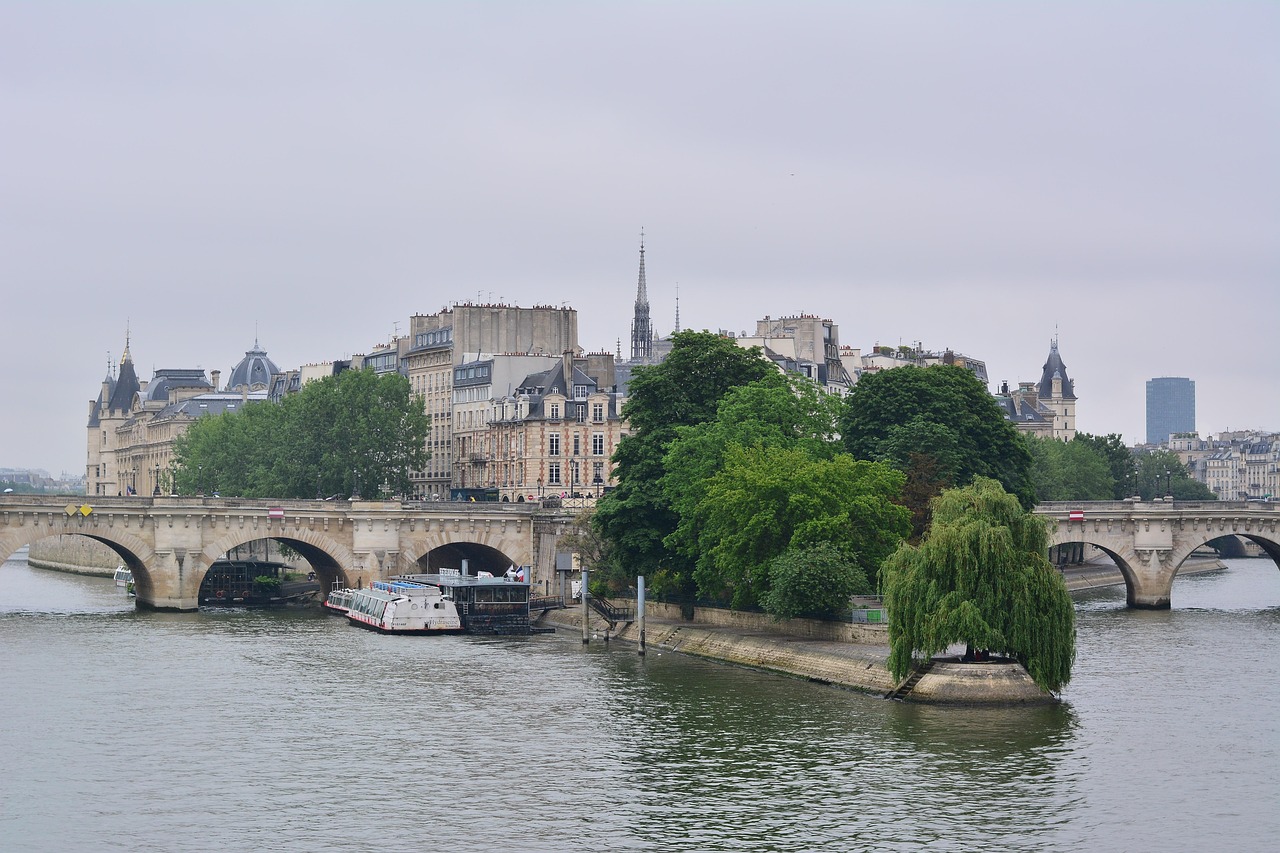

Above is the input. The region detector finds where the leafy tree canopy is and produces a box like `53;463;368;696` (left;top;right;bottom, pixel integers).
1135;449;1216;501
760;542;871;621
174;369;428;499
1074;432;1137;499
685;445;910;610
882;477;1076;693
839;364;1036;509
1026;434;1116;502
661;373;845;576
592;331;775;588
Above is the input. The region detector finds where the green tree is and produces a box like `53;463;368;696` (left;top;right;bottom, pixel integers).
1135;449;1216;500
174;370;428;499
760;542;870;620
592;331;775;591
840;365;1036;509
1074;432;1137;498
686;445;910;609
882;477;1075;693
660;373;845;578
1026;434;1115;502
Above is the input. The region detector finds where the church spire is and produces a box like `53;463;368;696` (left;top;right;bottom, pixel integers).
630;229;653;362
635;229;649;309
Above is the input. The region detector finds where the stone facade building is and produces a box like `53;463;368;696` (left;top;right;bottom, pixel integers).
994;338;1077;441
402;303;581;499
483;351;626;502
1169;431;1279;500
86;337;275;497
737;314;853;394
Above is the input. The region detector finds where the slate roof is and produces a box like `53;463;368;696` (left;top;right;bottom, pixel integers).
143;369;213;403
1037;340;1076;399
106;353;141;413
225;341;279;391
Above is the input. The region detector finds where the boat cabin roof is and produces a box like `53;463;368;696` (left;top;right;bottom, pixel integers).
395;573;529;591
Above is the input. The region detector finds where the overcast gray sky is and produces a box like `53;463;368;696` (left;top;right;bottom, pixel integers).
3;1;1277;477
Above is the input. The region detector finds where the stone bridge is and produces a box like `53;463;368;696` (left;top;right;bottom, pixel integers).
1036;500;1280;608
0;495;577;611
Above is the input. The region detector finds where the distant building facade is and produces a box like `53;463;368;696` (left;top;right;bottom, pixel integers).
402;303;581;499
840;343;989;390
736;314;853;393
481;351;626;501
86;338;274;496
1169;431;1278;500
993;338;1077;441
1146;377;1195;445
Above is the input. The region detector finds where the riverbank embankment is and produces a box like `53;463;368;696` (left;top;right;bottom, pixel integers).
535;602;1052;704
537;556;1227;704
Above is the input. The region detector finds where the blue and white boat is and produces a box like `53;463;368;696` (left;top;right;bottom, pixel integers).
344;581;462;635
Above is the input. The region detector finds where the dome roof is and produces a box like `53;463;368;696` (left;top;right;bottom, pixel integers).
225;341;280;392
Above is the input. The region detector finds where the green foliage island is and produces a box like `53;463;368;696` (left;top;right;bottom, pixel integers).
590;336;1097;687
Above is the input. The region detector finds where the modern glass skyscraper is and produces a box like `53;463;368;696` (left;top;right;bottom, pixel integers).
1146;377;1195;445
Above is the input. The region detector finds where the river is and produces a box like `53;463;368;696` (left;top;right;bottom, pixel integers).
1;550;1277;852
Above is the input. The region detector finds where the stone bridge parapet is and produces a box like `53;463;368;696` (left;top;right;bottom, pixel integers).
0;495;576;611
1035;500;1280;607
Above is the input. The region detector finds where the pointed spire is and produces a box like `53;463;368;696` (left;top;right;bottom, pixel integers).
108;329;141;412
635;228;649;310
674;282;681;333
630;229;653;362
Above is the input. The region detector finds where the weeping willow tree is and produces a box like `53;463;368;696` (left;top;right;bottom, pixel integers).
882;476;1076;693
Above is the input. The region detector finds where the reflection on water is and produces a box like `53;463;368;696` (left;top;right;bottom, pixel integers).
2;552;1278;852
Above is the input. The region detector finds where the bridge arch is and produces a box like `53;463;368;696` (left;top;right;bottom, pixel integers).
1044;501;1280;608
398;534;522;578
0;523;159;602
198;528;356;597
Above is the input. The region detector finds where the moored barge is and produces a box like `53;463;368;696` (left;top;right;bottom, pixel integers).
344;581;463;635
393;569;547;635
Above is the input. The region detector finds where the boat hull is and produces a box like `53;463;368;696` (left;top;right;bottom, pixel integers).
345;616;464;635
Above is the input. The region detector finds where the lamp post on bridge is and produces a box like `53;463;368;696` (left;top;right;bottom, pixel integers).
153;463;160;496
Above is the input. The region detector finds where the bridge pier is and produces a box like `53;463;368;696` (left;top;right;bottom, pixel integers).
1126;549;1175;609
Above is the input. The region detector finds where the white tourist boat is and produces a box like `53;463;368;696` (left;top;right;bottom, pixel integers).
322;586;357;615
113;565;132;587
344;581;462;635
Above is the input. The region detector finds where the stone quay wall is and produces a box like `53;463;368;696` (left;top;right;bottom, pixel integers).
536;602;1052;704
27;535;119;576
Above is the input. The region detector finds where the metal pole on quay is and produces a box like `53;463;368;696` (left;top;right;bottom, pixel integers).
581;568;589;645
637;575;646;656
